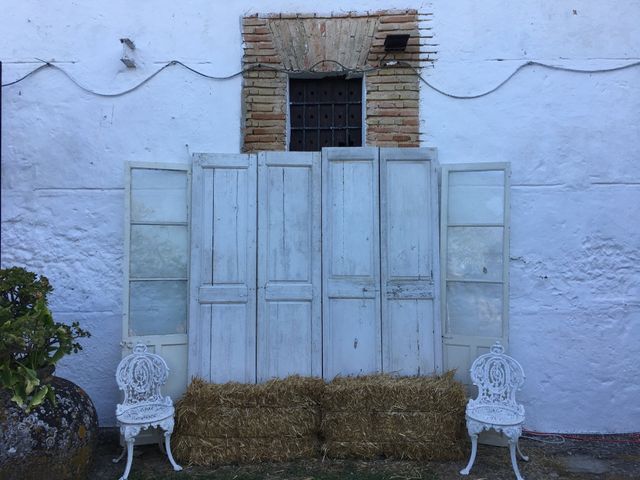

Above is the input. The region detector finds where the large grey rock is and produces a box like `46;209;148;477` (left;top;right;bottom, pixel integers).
0;376;98;480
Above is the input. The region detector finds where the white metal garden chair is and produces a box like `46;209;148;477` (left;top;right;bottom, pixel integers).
113;343;182;480
460;341;528;480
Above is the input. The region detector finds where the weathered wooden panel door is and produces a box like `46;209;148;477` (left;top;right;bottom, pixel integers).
189;148;443;382
189;153;257;383
440;163;510;385
380;148;439;375
257;152;322;381
322;147;382;378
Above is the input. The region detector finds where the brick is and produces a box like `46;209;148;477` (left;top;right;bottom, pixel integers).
247;87;286;96
368;83;419;92
249;127;284;135
367;117;403;125
247;95;286;104
250;113;286;120
243;26;271;35
392;135;413;142
243;17;268;27
245;118;285;127
246;102;280;112
243;34;273;43
401;118;419;126
374;25;417;34
369;67;414;76
243;48;278;57
243;55;282;64
244;134;282;143
367;108;419;117
366;100;405;109
367;90;419;100
379;15;416;23
366;74;417;84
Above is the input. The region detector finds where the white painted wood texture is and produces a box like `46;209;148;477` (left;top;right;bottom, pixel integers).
440;163;510;385
380;148;439;375
257;152;322;381
189;153;257;383
187;148;445;383
322;147;382;378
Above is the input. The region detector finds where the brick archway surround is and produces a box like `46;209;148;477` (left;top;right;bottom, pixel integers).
241;10;435;152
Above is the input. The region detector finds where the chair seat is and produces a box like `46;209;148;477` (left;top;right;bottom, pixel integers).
117;404;174;425
467;404;524;426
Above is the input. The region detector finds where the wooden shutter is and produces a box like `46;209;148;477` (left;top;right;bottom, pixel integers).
257;152;322;380
322;147;381;378
380;148;440;375
189;153;257;383
440;163;511;384
124;162;190;401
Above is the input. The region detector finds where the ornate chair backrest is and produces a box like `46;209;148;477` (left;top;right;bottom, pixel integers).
116;344;170;410
470;342;525;408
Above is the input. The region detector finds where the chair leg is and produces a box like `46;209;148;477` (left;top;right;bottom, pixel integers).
517;441;529;462
460;434;478;475
509;440;525;480
119;438;135;480
164;432;183;472
112;445;126;464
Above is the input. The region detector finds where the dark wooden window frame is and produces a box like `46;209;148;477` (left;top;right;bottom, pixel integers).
288;76;363;152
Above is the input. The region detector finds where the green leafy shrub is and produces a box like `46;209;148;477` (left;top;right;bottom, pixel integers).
0;267;91;411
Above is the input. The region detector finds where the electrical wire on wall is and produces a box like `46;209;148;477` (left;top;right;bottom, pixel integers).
2;58;640;99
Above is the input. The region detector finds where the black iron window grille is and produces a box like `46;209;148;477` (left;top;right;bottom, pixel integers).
289;76;363;151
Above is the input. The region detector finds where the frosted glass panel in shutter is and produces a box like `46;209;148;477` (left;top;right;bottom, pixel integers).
448;170;504;224
131;169;188;223
130;225;188;278
446;282;502;337
447;226;503;282
129;280;187;335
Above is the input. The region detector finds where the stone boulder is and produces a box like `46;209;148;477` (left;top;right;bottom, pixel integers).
0;377;98;480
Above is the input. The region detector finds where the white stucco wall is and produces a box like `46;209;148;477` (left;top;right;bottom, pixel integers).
2;1;639;432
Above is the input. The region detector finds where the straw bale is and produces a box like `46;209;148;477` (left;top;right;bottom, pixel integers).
321;372;467;461
322;371;466;412
321;410;463;441
178;376;324;409
174;435;319;465
179;405;319;438
173;376;323;465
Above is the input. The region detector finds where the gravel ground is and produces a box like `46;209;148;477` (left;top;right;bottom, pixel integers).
91;429;640;480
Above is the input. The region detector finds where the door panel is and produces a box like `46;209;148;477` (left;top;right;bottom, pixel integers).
189;153;257;383
380;148;439;375
322;147;381;378
257;152;321;381
440;163;510;385
124;163;189;399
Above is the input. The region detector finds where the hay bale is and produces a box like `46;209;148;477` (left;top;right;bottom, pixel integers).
321;372;467;461
173;376;323;465
174;436;319;465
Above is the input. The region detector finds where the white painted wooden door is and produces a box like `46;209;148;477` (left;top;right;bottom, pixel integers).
440;163;510;385
380;148;440;375
123;163;191;447
257;152;322;381
189;148;443;383
189;153;257;383
322;147;382;378
123;163;190;402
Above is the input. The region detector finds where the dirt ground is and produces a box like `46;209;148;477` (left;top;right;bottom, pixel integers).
91;429;640;480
